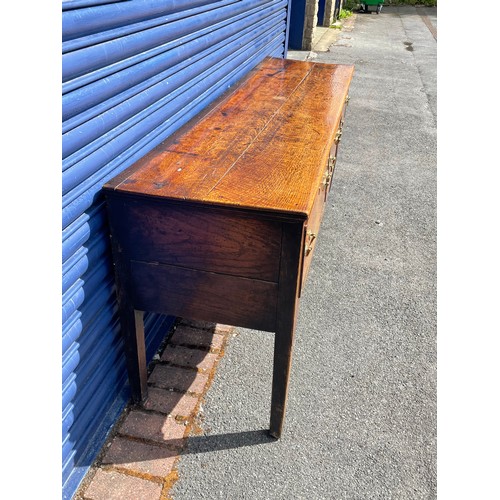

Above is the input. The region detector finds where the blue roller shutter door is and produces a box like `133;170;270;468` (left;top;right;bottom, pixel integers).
61;1;291;498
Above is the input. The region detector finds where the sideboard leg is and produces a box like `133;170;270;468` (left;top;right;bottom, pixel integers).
107;204;149;404
269;324;296;439
120;306;148;403
269;222;303;439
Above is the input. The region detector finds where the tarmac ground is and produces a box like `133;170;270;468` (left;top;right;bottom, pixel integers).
170;5;437;499
78;6;437;499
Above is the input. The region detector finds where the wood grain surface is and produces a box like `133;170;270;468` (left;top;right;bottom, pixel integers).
106;196;283;281
130;260;278;332
105;57;354;219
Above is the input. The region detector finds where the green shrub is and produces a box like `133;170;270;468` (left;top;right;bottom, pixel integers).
339;8;353;19
343;0;357;9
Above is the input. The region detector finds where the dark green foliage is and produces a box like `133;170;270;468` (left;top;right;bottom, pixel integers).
343;0;436;7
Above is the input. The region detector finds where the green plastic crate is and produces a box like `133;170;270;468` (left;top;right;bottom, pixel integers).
361;0;384;13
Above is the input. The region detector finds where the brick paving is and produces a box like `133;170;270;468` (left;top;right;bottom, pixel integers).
160;345;219;373
75;320;234;500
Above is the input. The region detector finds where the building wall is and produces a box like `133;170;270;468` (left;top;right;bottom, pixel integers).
322;0;340;26
303;0;320;49
61;1;291;498
288;0;322;50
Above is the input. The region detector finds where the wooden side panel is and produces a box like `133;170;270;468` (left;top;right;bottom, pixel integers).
130;261;278;332
106;196;282;282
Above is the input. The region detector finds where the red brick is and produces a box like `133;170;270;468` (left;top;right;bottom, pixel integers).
170;325;225;350
119;410;185;447
102;436;177;478
143;387;199;417
178;319;217;330
178;319;234;335
213;323;234;335
149;364;209;395
161;345;218;372
83;469;161;500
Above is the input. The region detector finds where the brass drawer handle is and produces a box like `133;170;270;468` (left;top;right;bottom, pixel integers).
328;155;337;174
335;118;345;143
322;171;332;189
305;231;316;256
334;127;343;144
325;155;336;196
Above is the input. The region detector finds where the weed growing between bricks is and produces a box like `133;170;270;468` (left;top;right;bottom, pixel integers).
74;319;235;500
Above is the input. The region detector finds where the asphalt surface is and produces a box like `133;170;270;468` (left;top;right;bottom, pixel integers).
170;6;437;499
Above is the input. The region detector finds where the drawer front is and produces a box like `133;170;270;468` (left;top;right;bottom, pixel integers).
131;260;278;332
327;97;348;194
107;197;283;282
299;93;347;291
300;168;330;290
329;93;348;166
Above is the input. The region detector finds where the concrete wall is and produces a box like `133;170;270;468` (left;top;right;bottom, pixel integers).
323;0;337;26
290;0;342;50
303;0;319;50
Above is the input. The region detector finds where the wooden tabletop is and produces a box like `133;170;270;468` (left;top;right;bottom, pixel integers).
105;57;354;218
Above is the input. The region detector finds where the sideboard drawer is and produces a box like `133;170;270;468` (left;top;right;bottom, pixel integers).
300;167;330;289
